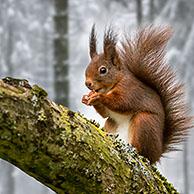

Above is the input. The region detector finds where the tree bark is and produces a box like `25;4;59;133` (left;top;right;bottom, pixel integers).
0;77;179;194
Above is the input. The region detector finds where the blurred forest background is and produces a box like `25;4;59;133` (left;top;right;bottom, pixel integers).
0;0;194;193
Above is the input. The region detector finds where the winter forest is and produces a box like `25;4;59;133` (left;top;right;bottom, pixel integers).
0;0;194;193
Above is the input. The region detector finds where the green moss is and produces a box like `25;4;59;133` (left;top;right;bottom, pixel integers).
0;111;15;130
0;130;12;141
31;85;47;98
37;109;47;121
0;78;179;194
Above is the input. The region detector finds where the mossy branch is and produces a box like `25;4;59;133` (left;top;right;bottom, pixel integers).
0;77;178;194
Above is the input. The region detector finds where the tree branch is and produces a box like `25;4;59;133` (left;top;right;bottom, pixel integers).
0;77;178;194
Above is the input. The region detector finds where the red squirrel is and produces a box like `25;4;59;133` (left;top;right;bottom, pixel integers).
82;25;192;164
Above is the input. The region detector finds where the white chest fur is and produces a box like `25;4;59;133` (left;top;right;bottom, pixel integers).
107;109;132;144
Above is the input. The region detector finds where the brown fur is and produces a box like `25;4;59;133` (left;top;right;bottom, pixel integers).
89;24;97;58
82;25;193;163
121;26;192;153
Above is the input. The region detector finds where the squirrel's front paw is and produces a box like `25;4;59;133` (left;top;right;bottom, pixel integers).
82;91;95;106
82;94;90;105
88;92;102;105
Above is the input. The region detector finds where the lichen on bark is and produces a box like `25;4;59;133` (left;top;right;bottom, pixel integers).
0;77;179;194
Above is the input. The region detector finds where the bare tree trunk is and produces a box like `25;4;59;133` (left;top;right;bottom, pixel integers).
5;18;14;76
1;2;15;193
53;0;69;106
0;77;179;194
149;0;155;22
136;0;143;26
155;0;168;13
183;142;189;194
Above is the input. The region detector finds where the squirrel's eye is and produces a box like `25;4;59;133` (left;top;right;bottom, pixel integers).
99;66;108;75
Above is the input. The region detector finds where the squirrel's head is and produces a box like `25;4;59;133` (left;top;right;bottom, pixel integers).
85;25;123;93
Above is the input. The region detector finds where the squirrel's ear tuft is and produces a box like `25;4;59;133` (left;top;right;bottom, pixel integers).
89;24;98;58
103;27;117;65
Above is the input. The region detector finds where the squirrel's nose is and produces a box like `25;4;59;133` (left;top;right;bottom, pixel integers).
85;80;93;90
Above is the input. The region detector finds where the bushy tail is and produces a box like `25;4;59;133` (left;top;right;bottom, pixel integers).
121;26;192;153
